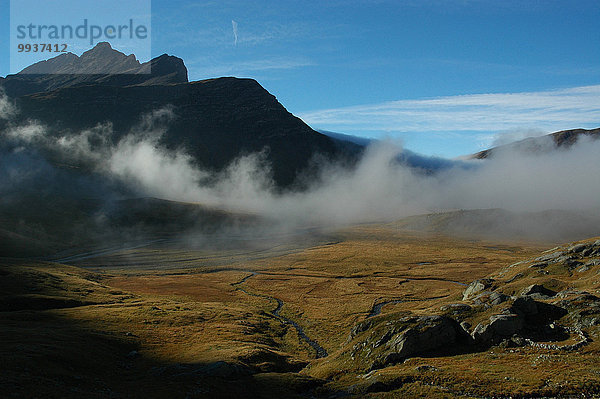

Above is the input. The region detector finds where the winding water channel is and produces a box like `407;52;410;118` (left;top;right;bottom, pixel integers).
231;271;328;358
52;243;468;360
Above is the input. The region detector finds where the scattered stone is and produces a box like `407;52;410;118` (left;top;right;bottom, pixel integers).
510;335;526;347
585;259;600;267
460;321;471;332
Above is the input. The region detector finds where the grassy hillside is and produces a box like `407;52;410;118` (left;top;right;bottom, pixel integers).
2;221;600;397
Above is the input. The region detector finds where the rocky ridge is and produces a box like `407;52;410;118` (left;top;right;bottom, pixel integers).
1;42;354;188
330;238;600;377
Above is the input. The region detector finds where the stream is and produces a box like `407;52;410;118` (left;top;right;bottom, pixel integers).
232;271;328;358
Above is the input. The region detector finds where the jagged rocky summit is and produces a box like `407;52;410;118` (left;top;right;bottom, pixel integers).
1;42;356;187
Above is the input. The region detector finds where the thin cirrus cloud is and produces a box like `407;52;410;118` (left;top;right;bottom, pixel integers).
299;85;600;135
189;57;315;79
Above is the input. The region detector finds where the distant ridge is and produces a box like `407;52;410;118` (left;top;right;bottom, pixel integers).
471;128;600;159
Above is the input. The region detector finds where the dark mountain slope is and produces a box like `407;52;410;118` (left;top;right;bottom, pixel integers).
1;42;354;188
14;76;340;187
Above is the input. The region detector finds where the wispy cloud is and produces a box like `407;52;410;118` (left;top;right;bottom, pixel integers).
188;57;314;78
232;20;239;46
299;85;600;135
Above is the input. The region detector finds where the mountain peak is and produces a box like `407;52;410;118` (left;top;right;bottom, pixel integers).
87;41;113;51
2;43;188;96
20;42;142;75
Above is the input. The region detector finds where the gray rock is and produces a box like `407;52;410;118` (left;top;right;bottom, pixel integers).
520;284;556;298
557;289;589;298
567;243;587;253
472;313;524;343
565;259;583;269
511;296;538;315
489;292;509;305
472;291;508;306
535;251;563;262
349;320;373;341
460;321;471;332
555;255;576;264
585;259;600;267
374;316;460;368
463;278;495;300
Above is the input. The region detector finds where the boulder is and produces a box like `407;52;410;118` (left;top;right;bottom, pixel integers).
511;296;539;316
567;243;588;254
472;313;524;343
520;284;556;298
472;291;508;306
511;297;567;325
535;251;563;262
463;279;495;300
489;292;509;305
371;316;461;369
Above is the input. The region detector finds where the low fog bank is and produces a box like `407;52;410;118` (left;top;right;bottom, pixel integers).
1;93;599;256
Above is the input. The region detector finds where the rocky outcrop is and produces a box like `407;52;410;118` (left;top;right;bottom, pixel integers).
348;315;465;371
0;42;188;97
332;237;600;381
472;313;524;343
520;284;557;298
462;278;495;300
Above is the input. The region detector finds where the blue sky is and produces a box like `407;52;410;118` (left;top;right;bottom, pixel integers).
2;0;600;157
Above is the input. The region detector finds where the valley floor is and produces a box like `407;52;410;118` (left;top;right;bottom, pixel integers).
2;224;600;398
